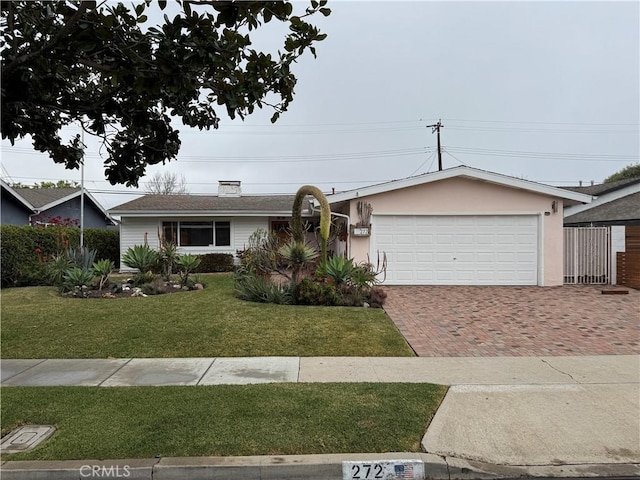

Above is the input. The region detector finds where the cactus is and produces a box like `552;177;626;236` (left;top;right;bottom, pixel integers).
292;185;331;263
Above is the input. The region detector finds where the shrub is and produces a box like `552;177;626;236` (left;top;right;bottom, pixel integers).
292;278;340;306
131;271;155;286
368;287;388;308
194;253;234;273
83;229;120;267
237;229;283;275
235;270;291;304
0;226;119;287
140;278;167;296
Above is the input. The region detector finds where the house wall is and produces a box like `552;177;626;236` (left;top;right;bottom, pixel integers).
35;197;112;228
1;190;30;225
118;216;269;271
345;177;564;286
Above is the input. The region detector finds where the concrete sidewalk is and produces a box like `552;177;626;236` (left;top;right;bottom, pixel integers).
2;355;638;387
1;355;639;479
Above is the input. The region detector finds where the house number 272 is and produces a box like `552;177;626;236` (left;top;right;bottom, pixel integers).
349;464;384;479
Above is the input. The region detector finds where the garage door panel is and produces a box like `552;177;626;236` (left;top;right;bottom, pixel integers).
373;214;538;285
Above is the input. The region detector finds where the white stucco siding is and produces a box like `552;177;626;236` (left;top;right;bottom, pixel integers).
118;216;269;271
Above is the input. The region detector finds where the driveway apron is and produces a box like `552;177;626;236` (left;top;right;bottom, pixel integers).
383;285;640;357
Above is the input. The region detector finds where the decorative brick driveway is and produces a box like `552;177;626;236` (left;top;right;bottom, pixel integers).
383;286;640;357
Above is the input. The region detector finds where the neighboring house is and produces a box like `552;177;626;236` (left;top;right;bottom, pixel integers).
563;177;640;287
563;177;640;227
0;179;116;228
111;168;591;286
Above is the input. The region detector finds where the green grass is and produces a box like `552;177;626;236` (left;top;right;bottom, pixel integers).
1;383;447;460
0;274;414;358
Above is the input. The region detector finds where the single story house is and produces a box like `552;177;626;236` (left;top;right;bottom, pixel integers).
110;168;592;286
109;180;313;269
1;180;116;228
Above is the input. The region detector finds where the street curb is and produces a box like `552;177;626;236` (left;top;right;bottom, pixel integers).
1;453;639;479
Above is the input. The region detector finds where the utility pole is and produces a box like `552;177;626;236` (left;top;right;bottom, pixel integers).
427;119;444;171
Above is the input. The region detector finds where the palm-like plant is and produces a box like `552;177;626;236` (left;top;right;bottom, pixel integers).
62;267;95;293
92;259;114;290
316;256;354;285
279;240;318;285
122;245;159;274
175;254;201;288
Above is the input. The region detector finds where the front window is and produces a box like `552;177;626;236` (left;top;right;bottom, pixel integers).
162;221;230;247
215;221;231;246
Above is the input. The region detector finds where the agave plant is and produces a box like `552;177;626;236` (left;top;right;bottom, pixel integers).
92;259;114;290
175;254;201;288
158;240;179;281
279;240;318;285
66;247;97;271
316;255;354;285
61;267;95;293
47;252;73;287
122;245;159;274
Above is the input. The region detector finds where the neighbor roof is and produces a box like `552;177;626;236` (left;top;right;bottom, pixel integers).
326;165;593;204
109;194;299;216
13;187;80;209
564;191;640;225
561;177;640;196
3;184;115;225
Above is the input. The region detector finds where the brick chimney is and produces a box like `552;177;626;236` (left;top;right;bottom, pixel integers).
218;180;241;197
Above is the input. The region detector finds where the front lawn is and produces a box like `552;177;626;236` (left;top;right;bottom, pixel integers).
1;383;446;460
0;274;413;358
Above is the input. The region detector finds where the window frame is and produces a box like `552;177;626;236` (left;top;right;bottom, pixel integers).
161;220;232;248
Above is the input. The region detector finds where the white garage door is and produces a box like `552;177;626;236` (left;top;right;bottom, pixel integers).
372;215;538;285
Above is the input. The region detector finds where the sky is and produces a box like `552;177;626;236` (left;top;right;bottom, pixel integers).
1;0;639;210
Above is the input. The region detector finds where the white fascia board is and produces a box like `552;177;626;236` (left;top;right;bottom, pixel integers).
327;166;593;204
564;182;640;218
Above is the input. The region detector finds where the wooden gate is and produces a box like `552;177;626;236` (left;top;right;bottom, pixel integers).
564;227;611;284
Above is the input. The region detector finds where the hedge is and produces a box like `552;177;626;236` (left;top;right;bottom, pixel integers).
194;253;235;273
1;226;119;287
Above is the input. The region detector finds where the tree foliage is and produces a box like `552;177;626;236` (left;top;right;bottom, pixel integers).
145;171;189;195
1;1;330;186
10;180;79;189
604;163;640;183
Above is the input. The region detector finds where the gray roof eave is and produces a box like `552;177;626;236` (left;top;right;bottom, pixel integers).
109;210;300;217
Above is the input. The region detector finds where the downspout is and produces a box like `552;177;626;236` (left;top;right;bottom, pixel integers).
311;205;351;257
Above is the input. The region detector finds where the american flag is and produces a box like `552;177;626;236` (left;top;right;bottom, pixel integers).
394;464;415;479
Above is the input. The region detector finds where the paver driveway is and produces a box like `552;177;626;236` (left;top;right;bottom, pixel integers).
383;285;640;357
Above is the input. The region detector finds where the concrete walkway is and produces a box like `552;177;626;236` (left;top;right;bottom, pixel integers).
2;355;639;479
